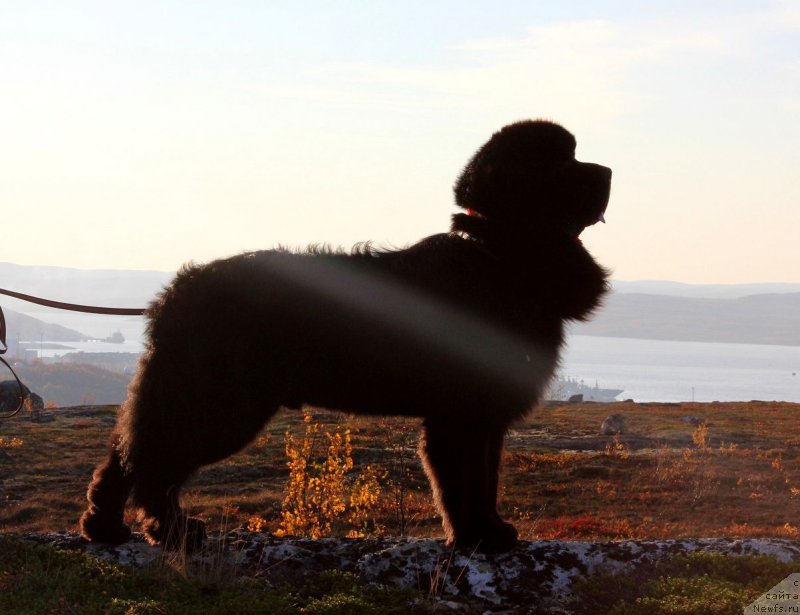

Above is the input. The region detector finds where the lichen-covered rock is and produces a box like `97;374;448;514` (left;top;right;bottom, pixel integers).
0;380;43;413
600;414;626;435
21;532;800;613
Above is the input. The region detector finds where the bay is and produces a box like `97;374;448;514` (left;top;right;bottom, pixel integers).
561;335;800;403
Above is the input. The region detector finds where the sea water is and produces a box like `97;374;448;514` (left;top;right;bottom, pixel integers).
561;335;800;403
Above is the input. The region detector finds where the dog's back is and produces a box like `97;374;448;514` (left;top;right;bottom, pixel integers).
144;234;560;421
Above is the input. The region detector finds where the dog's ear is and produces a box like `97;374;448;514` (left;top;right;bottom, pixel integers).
453;120;577;222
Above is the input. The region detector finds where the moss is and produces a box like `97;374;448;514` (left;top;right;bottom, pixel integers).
0;536;422;615
574;551;797;615
293;570;423;614
608;575;751;615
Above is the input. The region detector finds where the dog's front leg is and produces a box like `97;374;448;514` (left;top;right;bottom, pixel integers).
419;417;518;553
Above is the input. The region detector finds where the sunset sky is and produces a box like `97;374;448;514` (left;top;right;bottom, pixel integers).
2;1;799;283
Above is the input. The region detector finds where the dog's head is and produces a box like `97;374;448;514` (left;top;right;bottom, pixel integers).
453;120;611;238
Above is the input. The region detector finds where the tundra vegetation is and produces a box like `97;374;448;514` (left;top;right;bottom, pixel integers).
1;400;799;613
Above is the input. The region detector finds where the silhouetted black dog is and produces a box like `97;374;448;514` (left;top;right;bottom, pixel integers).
80;120;611;553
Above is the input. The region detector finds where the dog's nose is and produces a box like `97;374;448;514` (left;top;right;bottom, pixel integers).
583;162;612;185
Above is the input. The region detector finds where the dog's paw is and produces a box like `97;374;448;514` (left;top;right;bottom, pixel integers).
145;515;207;553
449;518;519;554
183;517;208;553
163;517;207;553
79;507;132;545
476;520;519;554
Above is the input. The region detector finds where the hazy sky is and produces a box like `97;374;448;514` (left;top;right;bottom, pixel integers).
2;1;799;283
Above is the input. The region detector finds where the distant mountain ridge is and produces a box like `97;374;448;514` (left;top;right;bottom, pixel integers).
612;280;800;299
3;262;799;347
572;292;800;346
2;309;88;343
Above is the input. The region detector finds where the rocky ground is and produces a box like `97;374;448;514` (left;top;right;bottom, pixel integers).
22;532;800;613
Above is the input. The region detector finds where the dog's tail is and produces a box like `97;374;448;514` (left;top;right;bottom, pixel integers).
79;433;133;544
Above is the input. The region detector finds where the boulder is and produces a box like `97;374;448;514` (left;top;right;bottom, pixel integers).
600;414;626;435
0;379;43;413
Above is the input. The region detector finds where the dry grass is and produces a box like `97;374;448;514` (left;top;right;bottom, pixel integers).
1;401;799;541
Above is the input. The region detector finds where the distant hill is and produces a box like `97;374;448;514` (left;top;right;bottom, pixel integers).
573;292;800;346
612;280;800;299
3;309;88;343
14;363;131;406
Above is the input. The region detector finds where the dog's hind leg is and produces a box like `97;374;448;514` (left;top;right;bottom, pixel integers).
128;395;280;551
131;400;278;552
134;469;207;552
79;434;133;545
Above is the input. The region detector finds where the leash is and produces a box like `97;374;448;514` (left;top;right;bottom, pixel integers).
0;288;146;419
0;304;27;419
0;288;146;316
0;304;26;419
